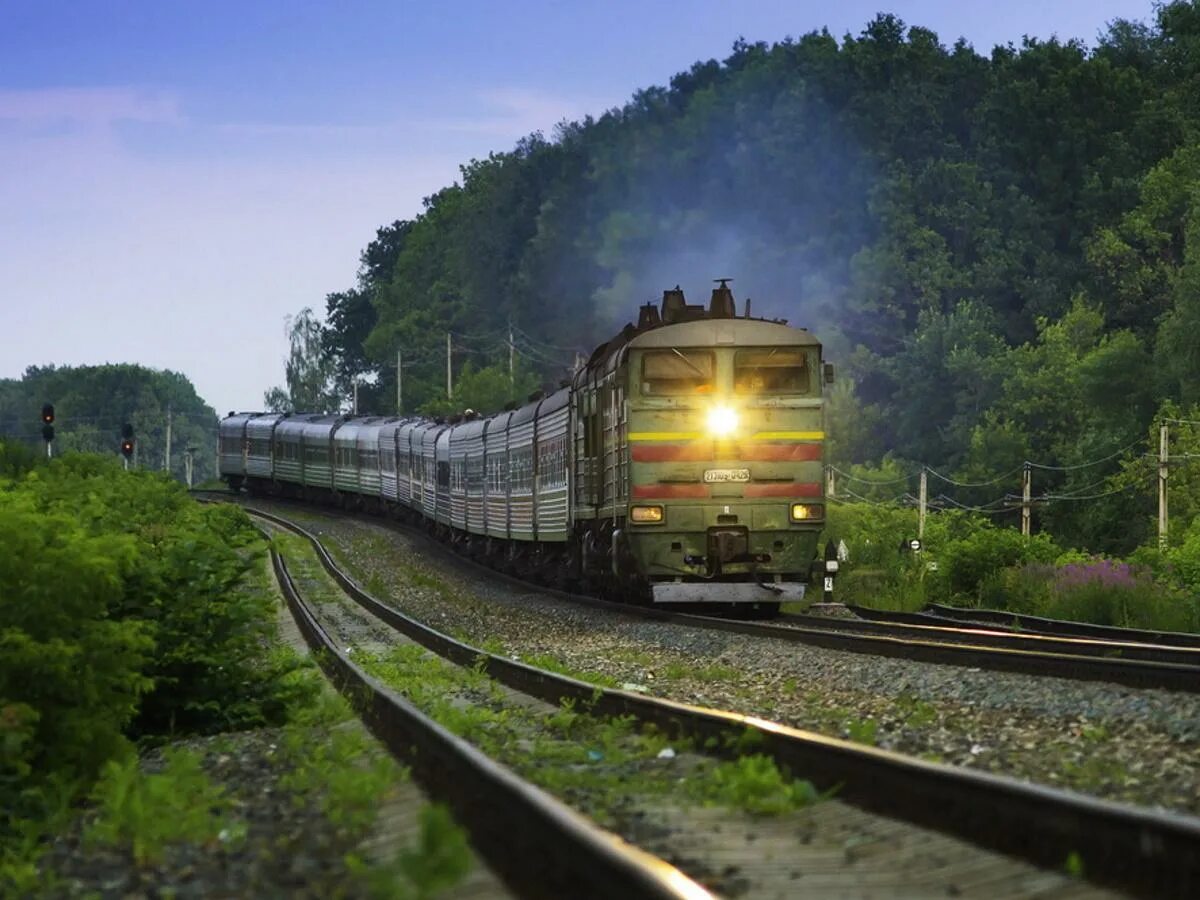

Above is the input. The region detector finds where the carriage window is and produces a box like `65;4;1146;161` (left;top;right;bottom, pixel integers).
641;350;715;395
734;348;811;394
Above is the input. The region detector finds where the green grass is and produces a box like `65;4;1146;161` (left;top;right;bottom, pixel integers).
355;640;821;825
84;748;233;866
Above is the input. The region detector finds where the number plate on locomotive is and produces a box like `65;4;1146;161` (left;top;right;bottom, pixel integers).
703;468;750;483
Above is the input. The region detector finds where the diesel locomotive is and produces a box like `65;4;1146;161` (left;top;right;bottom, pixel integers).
219;281;831;613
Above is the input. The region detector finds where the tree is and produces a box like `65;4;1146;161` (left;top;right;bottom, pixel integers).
264;308;340;413
419;361;541;418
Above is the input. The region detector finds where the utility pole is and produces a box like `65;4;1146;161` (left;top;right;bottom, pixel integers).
1021;462;1032;538
353;379;359;414
446;332;453;400
164;405;172;474
825;466;836;501
508;321;515;385
396;349;403;414
184;447;195;488
918;468;928;539
1159;423;1170;551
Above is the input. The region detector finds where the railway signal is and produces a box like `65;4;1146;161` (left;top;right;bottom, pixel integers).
40;404;55;457
120;423;135;468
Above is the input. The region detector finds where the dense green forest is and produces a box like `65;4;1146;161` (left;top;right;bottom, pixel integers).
0;364;218;484
277;3;1200;555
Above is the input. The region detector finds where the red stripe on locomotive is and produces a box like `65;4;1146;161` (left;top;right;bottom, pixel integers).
631;444;714;462
630;442;822;463
743;482;822;498
631;484;710;499
740;443;822;462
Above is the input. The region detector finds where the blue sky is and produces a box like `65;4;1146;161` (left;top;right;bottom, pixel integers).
0;1;1160;416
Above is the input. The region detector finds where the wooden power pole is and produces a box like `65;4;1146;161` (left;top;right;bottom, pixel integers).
1159;423;1170;551
1021;462;1033;538
164;405;172;475
918;468;928;539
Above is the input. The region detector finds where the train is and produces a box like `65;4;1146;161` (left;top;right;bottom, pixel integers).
219;281;831;614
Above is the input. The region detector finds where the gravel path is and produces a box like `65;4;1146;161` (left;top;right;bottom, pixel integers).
260;501;1200;818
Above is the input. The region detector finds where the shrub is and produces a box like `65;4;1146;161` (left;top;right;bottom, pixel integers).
932;526;1060;604
826;502;1061;607
0;453;316;868
0;499;152;790
12;455;310;738
1048;559;1197;631
977;556;1199;632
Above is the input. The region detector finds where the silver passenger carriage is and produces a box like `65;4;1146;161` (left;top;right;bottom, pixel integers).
534;389;571;541
508;402;537;541
485;411;514;540
396;421;420;506
449;417;487;533
286;415;341;490
245;413;285;480
434;428;452;526
218;413;253;480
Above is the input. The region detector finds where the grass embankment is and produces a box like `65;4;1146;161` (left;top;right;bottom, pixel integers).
0;451;472;897
271;529;824;826
825;502;1200;632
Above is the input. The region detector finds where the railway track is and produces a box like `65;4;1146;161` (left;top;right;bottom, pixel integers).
250;502;1200;899
839;604;1200;665
924;602;1200;650
266;526;711;900
193;489;1200;693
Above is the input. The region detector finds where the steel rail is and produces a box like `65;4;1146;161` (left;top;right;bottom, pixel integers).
927;602;1200;649
267;541;713;900
678;609;1200;693
198;490;1200;693
806;605;1200;667
254;504;1200;900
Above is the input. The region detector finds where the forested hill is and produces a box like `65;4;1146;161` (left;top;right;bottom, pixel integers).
0;364;219;483
298;4;1200;552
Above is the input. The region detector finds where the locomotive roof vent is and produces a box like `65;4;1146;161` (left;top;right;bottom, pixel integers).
661;285;687;324
710;278;736;318
638;302;662;329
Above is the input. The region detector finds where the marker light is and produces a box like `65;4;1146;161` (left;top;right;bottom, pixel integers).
706;406;738;437
790;503;825;521
630;505;664;524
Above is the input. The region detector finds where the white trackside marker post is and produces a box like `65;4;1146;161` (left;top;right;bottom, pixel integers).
823;539;838;603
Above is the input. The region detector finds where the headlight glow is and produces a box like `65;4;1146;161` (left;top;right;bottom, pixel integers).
790;503;825;521
706;406;739;437
630;505;664;524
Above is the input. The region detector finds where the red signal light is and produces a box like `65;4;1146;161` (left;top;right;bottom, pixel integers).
41;403;54;424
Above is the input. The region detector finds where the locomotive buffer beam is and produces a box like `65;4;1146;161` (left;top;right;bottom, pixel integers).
651;581;806;604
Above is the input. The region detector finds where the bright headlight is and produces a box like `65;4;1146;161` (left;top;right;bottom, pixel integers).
790;503;825;522
706;406;738;437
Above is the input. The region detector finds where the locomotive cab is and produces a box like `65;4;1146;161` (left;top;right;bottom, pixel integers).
573;282;827;609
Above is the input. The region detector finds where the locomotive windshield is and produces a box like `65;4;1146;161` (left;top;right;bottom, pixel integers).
641;350;715;394
733;348;811;394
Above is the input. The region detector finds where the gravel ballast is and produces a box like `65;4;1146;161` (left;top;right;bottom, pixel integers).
268;514;1120;899
262;501;1200;818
